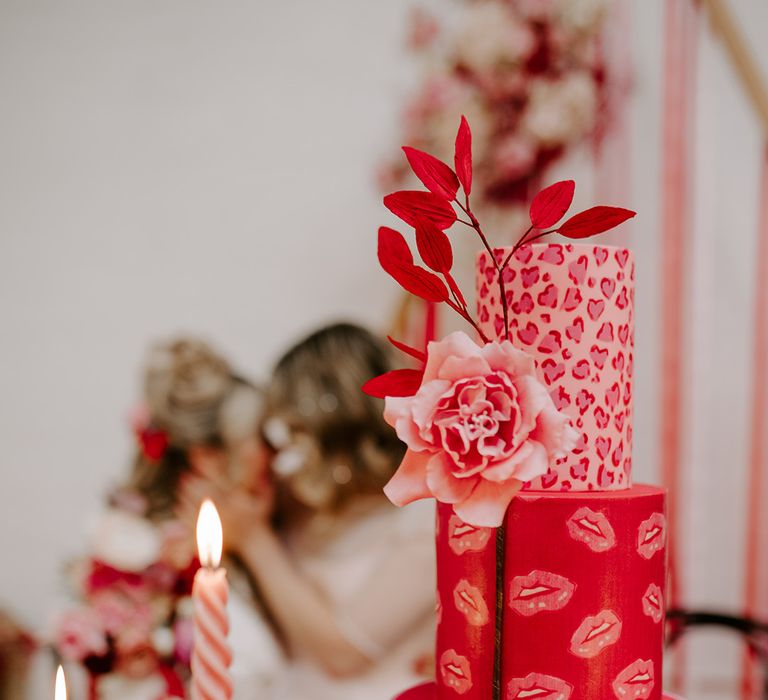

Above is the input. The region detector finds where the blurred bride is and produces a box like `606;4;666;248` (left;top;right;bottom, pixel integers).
54;337;284;699
180;323;436;699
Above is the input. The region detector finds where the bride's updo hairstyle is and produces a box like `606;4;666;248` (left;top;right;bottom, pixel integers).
261;323;405;512
130;337;261;518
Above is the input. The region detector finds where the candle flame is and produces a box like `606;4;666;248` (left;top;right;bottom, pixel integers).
55;665;67;700
196;499;223;568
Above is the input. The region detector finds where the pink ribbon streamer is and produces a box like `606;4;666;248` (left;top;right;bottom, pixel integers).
659;0;700;692
741;144;768;700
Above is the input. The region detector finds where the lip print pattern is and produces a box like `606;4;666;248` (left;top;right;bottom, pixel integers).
569;609;622;658
637;513;667;560
506;673;573;700
612;659;655;699
566;506;617;552
453;579;490;627
509;570;576;617
448;514;493;555
476;245;634;491
439;649;473;695
642;583;664;624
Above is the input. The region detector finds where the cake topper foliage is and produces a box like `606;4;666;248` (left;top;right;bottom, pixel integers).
365;116;635;400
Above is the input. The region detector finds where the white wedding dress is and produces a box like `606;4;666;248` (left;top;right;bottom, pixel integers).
268;498;436;700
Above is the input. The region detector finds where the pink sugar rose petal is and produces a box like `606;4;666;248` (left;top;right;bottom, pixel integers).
530;405;580;459
481;340;536;377
481;441;534;482
453;477;523;528
410;379;453;437
438;354;491;383
384;449;433;506
480;440;549;483
423;331;482;382
513;374;552;437
426;453;477;503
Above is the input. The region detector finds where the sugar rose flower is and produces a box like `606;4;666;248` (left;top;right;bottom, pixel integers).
384;332;577;527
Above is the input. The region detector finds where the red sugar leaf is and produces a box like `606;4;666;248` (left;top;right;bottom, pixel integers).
415;216;453;273
454;116;473;196
558;206;636;239
384;190;457;230
530;180;575;228
387;261;450;302
377;226;413;275
387;336;427;363
362;368;424;398
402;146;459;200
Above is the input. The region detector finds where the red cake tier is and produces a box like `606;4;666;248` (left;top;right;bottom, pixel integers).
394;683;684;700
433;486;666;699
477;244;635;491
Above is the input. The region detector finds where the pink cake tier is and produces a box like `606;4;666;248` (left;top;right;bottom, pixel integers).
477;243;635;491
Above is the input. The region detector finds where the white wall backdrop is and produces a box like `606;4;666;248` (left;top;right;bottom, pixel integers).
1;2;767;696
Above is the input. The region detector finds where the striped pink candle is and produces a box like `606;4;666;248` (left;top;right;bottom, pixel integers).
192;500;233;700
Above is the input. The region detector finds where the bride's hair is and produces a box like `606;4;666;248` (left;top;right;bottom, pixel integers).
261;323;404;512
129;337;261;518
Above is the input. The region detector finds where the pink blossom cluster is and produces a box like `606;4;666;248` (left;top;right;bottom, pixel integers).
53;503;197;695
381;0;612;206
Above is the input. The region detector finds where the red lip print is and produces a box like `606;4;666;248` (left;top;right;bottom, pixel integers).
448;514;492;555
590;345;609;369
567;506;617;552
594;247;609;265
597;321;614;342
637;513;666;560
615;249;630;268
562;287;582;312
509;570;576;616
612;659;655;699
507;672;573;700
537;284;558;308
601;277;616;299
565;317;584;341
572;360;590;380
587;298;605;321
642;583;664;624
453;579;489;627
517;322;539;346
541;359;566;386
439;649;473;695
521;266;540;288
570;609;622;658
538;244;564;265
538;330;562;354
568;255;588;285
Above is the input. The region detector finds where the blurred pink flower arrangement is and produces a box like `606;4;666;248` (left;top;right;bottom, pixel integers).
53;497;196;699
382;0;613;207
